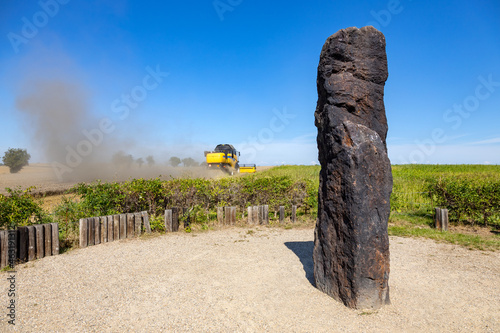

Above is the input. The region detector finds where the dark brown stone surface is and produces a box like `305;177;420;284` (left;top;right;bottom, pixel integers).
313;26;392;310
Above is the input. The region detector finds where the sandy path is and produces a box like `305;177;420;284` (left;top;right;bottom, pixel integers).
1;227;499;332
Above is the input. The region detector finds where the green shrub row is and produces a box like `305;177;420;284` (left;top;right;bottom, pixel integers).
71;174;316;221
427;176;500;226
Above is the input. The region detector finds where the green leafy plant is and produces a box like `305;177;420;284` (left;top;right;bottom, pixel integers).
0;187;52;228
149;214;165;232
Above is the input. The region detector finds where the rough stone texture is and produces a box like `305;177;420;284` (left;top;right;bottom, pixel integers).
313;26;392;310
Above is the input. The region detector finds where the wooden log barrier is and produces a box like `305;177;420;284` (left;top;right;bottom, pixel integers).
127;213;135;238
279;206;285;224
114;215;120;240
247;206;253;225
217;207;224;225
80;218;87;247
0;231;7;268
43;224;52;256
101;216;108;243
165;209;173;232
94;217;100;245
88;217;95;246
28;226;36;261
135;212;142;236
51;223;59;255
142;211;151;233
172;207;180;232
292;205;297;223
107;215;114;242
119;214;126;239
252;206;258;225
18;226;28;262
34;224;44;259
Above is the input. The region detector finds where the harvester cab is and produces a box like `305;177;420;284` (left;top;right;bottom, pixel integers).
204;144;240;175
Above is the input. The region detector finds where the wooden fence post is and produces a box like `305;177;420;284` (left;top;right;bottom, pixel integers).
108;215;114;242
51;223;59;255
263;205;269;225
127;214;135;238
435;208;449;231
43;224;52;256
101;216;108;243
441;208;449;231
0;231;7;268
34;224;44;259
28;226;35;261
80;218;88;248
135;212;142;236
434;208;441;230
247;206;253;225
252;206;258;225
18;226;28;262
119;214;126;239
291;205;297;223
165;209;173;232
172;207;180;232
217;207;224;225
224;207;230;225
257;206;263;224
142;211;151;233
113;215;120;240
279;206;285;224
231;207;237;225
94;217;100;245
88;217;95;246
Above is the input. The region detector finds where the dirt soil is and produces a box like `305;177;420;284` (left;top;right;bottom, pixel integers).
1;227;498;332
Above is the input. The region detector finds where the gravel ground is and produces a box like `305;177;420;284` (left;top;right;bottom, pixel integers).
1;227;499;332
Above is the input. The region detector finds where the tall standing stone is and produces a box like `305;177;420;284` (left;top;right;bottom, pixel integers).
313;26;392;310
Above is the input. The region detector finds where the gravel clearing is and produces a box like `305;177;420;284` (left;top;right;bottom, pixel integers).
1;227;499;332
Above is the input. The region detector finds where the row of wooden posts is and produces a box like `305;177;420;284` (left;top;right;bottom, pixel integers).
80;205;300;248
79;212;151;248
164;205;299;231
0;223;59;270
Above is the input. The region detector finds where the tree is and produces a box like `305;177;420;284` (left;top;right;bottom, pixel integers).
112;151;134;169
182;157;199;167
2;148;31;173
146;155;155;167
169;156;181;167
136;157;144;168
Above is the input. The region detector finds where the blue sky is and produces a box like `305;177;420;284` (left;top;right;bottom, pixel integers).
0;0;499;167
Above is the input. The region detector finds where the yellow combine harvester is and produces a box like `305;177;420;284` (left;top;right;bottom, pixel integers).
204;144;240;175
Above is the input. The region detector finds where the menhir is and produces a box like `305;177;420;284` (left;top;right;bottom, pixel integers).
313;26;393;310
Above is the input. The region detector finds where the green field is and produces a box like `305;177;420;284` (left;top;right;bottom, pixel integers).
1;164;499;251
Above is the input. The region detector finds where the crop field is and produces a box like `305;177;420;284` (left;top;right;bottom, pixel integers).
1;163;499;251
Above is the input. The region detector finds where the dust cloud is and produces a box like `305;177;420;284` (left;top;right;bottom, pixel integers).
15;79;215;184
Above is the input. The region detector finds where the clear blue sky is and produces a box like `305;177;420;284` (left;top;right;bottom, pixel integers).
0;0;499;166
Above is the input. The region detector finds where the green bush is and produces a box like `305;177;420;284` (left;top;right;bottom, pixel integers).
0;187;52;229
427;175;500;226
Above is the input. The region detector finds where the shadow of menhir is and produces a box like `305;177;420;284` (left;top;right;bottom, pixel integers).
284;241;315;287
